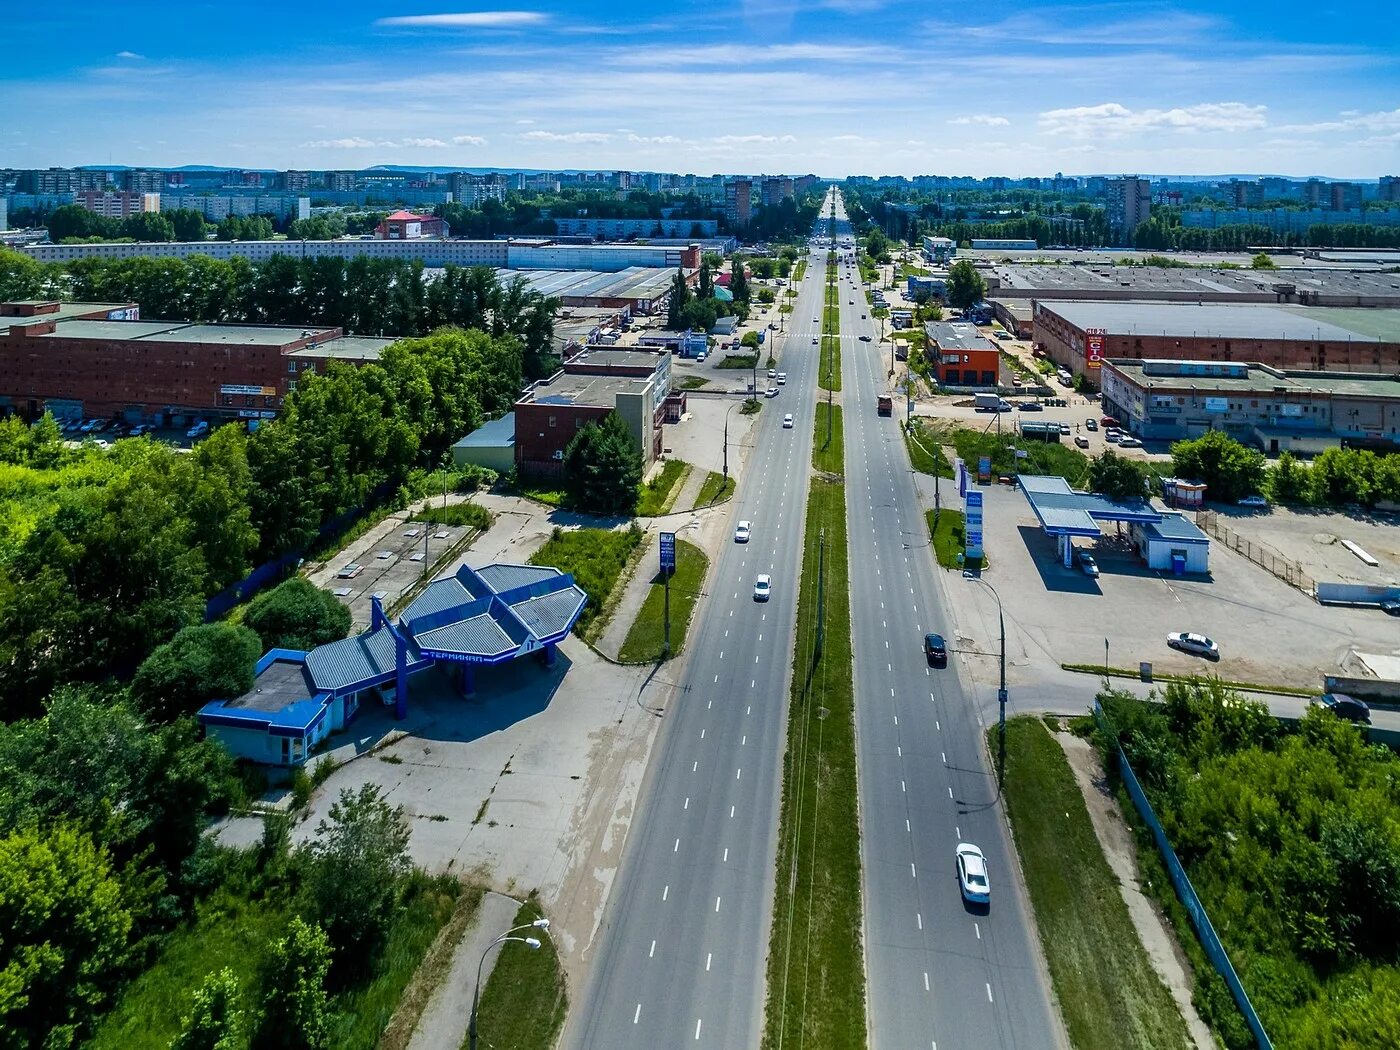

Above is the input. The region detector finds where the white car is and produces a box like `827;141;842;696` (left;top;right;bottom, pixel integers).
1167;632;1220;660
956;843;990;904
768;368;777;379
734;520;751;543
753;574;772;601
813;317;820;324
1237;495;1268;508
777;372;787;384
765;386;780;398
783;414;794;428
1117;436;1142;449
812;337;818;345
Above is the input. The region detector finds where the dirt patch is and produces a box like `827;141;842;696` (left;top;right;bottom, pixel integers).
1054;728;1216;1050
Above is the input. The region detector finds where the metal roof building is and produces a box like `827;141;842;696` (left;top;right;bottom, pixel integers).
198;562;587;766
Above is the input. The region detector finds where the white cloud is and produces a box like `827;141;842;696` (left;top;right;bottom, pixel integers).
298;136;462;149
399;137;449;147
451;134;487;145
947;114;1009;127
1278;108;1400;133
606;43;894;67
520;130;612;142
115;50;145;60
626;133;683;144
1038;102;1268;138
300;136;379;148
713;133;797;144
376;11;548;28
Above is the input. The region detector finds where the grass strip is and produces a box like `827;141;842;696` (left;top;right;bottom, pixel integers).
1060;664;1314;698
379;885;485;1050
676;375;709;390
925;507;983;570
903;420;953;478
512;479;565;507
762;477;865;1049
635;459;691;516
617;539;710;663
529;526;644;638
998;717;1192;1050
693;470;735;509
716;353;760;369
812;402;844;476
467;898;568;1050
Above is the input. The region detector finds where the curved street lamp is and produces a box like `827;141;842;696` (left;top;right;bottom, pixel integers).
468;917;550;1050
966;574;1008;780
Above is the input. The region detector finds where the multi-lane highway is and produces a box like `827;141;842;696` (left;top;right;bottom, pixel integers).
567;242;831;1049
829;190;1063;1049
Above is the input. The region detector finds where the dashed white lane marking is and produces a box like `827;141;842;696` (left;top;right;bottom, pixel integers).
700;729;706;740
684;797;689;809
901;780;906;792
649;940;656;957
924;972;931;991
692;762;698;772
986;983;994;1003
975;922;982;940
723;847;729;862
736;768;742;780
730;806;735;818
634;1004;641;1024
706;952;713;972
674;838;680;852
663;885;669;901
916;912;923;929
715;896;722;913
696;1018;703;1040
911;862;917;878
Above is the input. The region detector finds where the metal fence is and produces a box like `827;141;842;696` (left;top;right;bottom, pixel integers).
1194;510;1314;596
1095;703;1274;1050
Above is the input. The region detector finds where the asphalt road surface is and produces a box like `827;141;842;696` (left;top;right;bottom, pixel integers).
828;190;1064;1050
566;242;830;1049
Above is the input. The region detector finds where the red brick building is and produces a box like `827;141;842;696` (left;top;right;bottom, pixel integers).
374;210;448;240
924;321;1003;387
0;300;389;424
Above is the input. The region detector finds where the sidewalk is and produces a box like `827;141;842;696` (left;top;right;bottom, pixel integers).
669;461;710;514
407;890;524;1050
594;533;655;660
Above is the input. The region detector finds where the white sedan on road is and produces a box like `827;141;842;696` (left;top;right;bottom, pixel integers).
734;520;751;543
1167;632;1220;660
753;574;772;602
956;843;990;905
783;414;794;428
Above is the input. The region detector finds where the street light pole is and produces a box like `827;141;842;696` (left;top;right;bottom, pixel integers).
722;400;736;484
970;577;1008;780
468;918;550;1050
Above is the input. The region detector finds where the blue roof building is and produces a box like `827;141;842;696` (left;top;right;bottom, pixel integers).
199;562;588;766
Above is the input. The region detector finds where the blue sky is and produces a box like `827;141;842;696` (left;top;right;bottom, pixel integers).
2;1;1397;177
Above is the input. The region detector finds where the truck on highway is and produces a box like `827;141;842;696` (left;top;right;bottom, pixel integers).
877;395;893;417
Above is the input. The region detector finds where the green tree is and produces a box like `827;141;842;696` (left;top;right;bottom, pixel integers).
47;204;118;242
169;209;209;242
1169;429;1266;503
0;823;134;1047
561;411;642;516
121;212;177;243
296;785;411;986
255;918;332;1050
131;623;262;722
697;258;714;299
945;260;987;309
1270;451;1313;504
1087;449;1150;500
244;579;351;653
665;267;690;330
729;255;749;303
1251;252;1277;269
170;968;246;1050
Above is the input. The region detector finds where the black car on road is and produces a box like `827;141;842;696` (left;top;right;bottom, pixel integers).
924;633;948;667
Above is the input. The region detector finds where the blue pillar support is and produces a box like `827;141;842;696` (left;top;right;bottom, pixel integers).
543;642;558;668
394;632;408;721
462;664;476;698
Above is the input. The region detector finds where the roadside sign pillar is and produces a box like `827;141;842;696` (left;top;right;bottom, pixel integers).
660;532;677;658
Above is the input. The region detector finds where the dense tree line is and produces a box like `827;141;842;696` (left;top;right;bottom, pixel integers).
46;204;210;244
0;247;557;377
1098;683;1400;1048
1169;430;1400;507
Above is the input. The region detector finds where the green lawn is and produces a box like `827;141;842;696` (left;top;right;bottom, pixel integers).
411;501;493;529
999;718;1192;1050
635;459;690;517
676;375;709;390
467;899;567;1050
716;353;759;369
904;420;953;477
926;507;980;570
793;260;807;283
529;527;644;638
762;477;865;1049
513;478;565;507
740;398;762;415
91;874;461;1050
617;539;709;663
820;336;842;392
812;402;844;475
692;471;735;509
949;426;1091;487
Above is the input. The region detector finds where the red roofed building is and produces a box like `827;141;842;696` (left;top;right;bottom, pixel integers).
374;210;449;240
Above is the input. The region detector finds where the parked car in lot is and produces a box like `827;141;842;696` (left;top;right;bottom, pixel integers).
1103;431;1121;444
734;520;751;543
765;387;779;398
753;574;772;602
768;368;777;378
924;632;948;667
1117;436;1142;448
1058;422;1073;436
1237;495;1268;508
1100;415;1121;428
1167;632;1219;660
1017;401;1043;411
186;419;209;439
1074;435;1090;448
1312;693;1371;723
1085;418;1098;431
1077;551;1100;577
955;843;990;905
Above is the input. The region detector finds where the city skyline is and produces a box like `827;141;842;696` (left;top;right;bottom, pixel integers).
2;1;1397;177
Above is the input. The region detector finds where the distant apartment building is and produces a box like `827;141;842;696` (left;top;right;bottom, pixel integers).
724;178;753;227
1229;180;1264;208
1260;177;1296;200
794;174;819;195
552;217;717;240
158;194;310;222
0;199;7;233
373;210;448;239
1381;176;1400;203
1329;182;1363;211
326;171;356;192
521;174;561;194
760;176;795;208
1105;177;1152;242
1304;179;1327;207
448;172;508;206
120;169;165;194
18;168;111;194
76;191;159;219
279;170;315;191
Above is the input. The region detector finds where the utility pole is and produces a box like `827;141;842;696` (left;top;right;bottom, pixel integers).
815;528;826;659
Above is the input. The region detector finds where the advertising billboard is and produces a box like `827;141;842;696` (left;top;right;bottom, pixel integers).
964;489;984;560
1085;328;1106;371
659;532;676;575
221;384;278;397
1204;397;1229;413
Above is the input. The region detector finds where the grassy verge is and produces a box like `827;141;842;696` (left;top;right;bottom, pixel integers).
618;539;709;663
741;398;762;415
676;375;709;390
793;260;807;283
998;717;1192;1050
949;426;1090;487
904;420;953;477
693;471;735;508
512;478;566;507
529;526;644;638
410;501;492;529
762;477;864;1048
926;507;982;570
464;898;567;1050
1060;663;1314;698
635;459;690;517
812;402;844;475
717;353;759;369
820;336;842;392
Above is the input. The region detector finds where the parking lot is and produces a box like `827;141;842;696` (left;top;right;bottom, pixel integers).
1212;503;1400;588
967;483;1399;690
